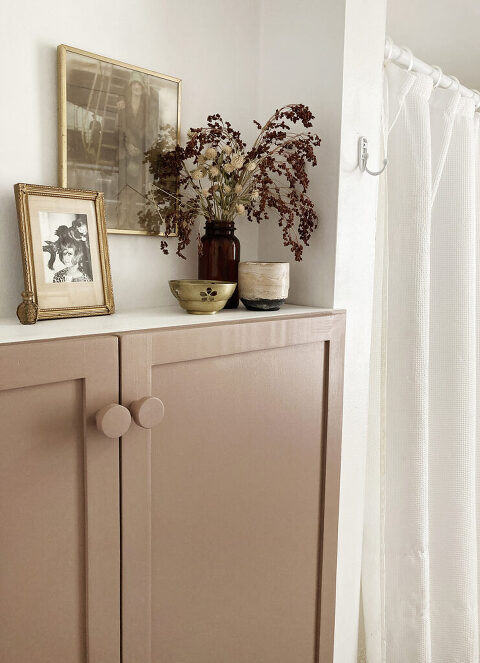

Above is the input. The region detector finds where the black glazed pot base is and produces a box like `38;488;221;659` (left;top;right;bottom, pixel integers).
241;298;286;311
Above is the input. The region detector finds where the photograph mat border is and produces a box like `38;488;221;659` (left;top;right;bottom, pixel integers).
57;43;182;237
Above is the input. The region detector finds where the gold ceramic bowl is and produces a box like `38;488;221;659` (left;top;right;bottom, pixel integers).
169;280;237;314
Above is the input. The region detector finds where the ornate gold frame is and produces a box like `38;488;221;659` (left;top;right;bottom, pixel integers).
57;44;182;236
14;183;115;320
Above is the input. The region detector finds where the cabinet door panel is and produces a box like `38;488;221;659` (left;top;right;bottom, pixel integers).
121;314;345;663
0;336;121;663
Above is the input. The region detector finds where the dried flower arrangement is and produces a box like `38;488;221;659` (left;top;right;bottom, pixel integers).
139;104;321;261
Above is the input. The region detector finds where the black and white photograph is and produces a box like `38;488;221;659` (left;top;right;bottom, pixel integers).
40;212;93;283
58;45;181;235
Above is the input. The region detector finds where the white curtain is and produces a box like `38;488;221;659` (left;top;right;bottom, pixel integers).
361;62;480;663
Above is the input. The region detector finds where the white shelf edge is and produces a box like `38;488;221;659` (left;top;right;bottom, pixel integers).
0;304;341;345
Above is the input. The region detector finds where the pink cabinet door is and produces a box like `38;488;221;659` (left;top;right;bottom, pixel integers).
0;336;121;663
120;313;345;663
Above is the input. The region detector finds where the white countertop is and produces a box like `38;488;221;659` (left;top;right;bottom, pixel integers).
0;304;339;345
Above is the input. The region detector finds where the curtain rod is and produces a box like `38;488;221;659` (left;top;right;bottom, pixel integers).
384;37;480;108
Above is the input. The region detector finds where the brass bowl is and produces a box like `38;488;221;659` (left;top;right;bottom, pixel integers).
168;280;237;314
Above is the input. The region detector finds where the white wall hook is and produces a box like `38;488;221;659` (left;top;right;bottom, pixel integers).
358;136;388;176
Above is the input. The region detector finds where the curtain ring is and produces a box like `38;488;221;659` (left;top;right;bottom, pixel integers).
431;65;443;89
384;36;394;63
401;46;414;72
445;75;460;90
472;89;480;111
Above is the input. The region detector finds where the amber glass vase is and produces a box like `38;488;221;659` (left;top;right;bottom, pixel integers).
198;221;240;309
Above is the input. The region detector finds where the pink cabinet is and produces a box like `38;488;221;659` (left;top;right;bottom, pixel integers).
120;313;345;663
0;336;121;663
0;311;345;663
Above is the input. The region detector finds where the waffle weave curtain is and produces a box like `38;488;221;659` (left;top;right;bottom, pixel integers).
360;62;480;663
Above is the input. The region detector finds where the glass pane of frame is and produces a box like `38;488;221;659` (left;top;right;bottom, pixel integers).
58;45;181;236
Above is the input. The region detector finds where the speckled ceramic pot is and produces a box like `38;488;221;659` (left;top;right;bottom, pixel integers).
238;262;289;311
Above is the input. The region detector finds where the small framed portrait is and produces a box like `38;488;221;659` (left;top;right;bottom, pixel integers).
57;44;181;235
14;183;114;320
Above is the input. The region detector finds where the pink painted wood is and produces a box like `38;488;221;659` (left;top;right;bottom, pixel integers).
96;402;132;438
129;396;165;429
119;311;345;663
0;336;121;663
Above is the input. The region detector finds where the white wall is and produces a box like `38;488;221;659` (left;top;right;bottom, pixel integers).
257;0;346;307
387;0;480;89
333;0;386;660
0;0;260;317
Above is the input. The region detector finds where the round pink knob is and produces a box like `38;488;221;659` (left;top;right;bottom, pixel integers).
96;403;132;438
130;396;165;429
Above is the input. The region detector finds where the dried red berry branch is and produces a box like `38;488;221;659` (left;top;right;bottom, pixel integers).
139;104;321;261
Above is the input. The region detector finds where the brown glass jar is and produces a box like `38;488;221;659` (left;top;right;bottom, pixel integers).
198;221;240;309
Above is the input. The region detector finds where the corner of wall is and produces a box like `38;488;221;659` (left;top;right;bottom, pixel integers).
255;0;347;308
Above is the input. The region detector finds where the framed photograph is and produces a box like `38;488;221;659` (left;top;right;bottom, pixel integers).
14;183;115;320
57;44;181;235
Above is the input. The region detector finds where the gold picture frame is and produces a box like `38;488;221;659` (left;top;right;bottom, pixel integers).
57;44;182;236
14;183;115;320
